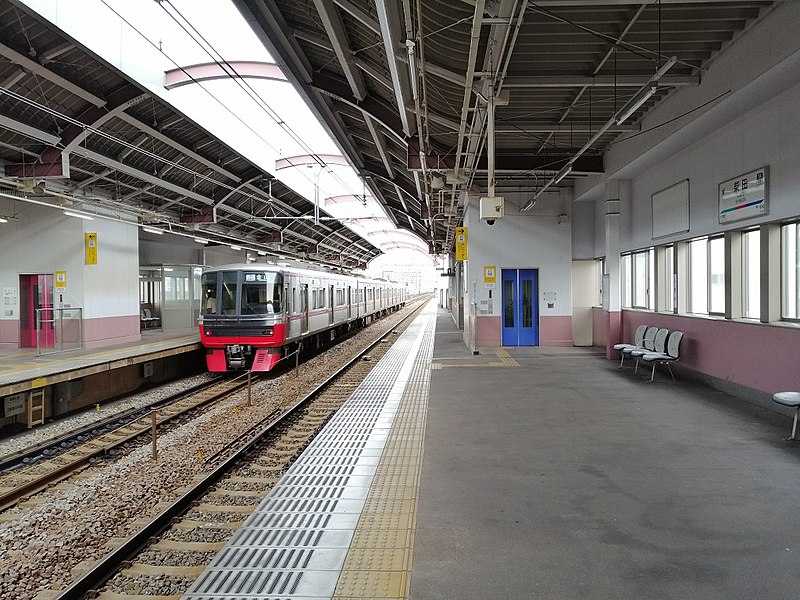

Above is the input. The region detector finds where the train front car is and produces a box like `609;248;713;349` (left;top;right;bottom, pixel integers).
199;266;286;372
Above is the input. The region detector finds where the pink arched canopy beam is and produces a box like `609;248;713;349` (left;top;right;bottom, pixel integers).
164;61;288;90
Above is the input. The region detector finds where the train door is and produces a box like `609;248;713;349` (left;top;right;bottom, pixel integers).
329;285;334;325
300;284;309;334
501;268;539;346
347;286;352;319
19;274;54;348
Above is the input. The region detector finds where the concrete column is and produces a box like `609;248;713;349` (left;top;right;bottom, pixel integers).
604;181;622;359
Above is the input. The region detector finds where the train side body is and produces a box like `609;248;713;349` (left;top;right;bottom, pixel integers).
198;264;405;372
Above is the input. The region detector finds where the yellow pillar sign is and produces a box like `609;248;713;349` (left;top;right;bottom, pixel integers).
85;232;98;265
455;226;468;261
484;266;496;284
55;271;67;289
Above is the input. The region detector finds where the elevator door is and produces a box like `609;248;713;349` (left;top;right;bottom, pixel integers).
501;269;539;346
19;274;54;348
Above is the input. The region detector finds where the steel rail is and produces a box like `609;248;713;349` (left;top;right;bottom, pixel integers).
0;378;249;512
0;377;223;473
53;300;426;600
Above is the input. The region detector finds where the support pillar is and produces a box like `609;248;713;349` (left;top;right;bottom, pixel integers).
604;181;623;359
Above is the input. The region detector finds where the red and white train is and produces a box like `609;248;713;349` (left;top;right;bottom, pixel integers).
198;263;406;372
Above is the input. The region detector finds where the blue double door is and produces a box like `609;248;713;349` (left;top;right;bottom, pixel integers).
501;269;539;346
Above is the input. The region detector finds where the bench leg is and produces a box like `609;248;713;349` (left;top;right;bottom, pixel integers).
649;363;656;382
667;364;675;382
620;353;625;368
791;407;799;441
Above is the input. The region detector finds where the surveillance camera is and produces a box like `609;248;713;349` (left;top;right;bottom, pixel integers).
485;219;495;226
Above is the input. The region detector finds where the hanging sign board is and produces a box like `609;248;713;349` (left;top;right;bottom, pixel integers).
719;166;768;224
455;227;468;261
85;232;98;265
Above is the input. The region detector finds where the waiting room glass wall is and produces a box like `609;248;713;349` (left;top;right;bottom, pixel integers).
139;265;203;332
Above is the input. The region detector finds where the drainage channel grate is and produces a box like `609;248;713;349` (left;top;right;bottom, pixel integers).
184;308;435;599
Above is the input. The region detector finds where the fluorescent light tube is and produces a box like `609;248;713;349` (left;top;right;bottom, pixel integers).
257;250;267;256
230;245;242;250
616;86;658;125
63;210;93;220
194;237;208;244
143;226;164;235
0;217;7;223
554;165;572;184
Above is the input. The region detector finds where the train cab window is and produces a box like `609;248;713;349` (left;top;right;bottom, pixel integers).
221;272;239;315
241;271;283;315
201;272;218;314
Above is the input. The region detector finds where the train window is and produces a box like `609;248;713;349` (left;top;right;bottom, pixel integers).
201;272;218;314
221;272;238;315
241;271;282;315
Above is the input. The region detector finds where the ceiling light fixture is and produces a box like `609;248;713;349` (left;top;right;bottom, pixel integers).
63;210;93;220
143;226;164;235
257;250;267;256
194;237;208;244
616;85;658;125
230;244;242;250
553;165;572;184
0;216;8;223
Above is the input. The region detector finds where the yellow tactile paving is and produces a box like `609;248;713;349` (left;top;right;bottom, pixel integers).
334;342;430;600
435;347;519;369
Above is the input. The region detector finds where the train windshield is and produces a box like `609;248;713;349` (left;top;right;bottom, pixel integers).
241;271;283;315
201;271;283;316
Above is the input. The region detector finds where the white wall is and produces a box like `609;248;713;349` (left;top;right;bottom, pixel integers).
625;80;800;252
463;190;573;319
0;199;139;344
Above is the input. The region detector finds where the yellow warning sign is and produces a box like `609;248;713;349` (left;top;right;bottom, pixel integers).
455;227;467;261
85;232;98;265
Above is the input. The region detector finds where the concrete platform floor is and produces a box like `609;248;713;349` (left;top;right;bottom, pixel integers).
411;309;800;600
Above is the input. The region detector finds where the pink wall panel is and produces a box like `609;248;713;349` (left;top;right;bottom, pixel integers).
539;316;573;347
0;319;20;348
621;312;800;394
83;315;141;349
474;315;573;347
475;316;501;347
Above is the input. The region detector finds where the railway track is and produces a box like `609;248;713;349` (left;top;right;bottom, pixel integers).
50;299;426;600
0;300;423;514
0;376;249;512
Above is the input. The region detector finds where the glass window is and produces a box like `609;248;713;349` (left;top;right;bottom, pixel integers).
742;229;760;319
201;272;218;314
782;222;799;319
595;257;605;307
504;280;514;327
522;279;532;327
221;271;238;315
664;245;675;312
689;238;708;314
621;254;632;308
633;251;648;308
709;236;725;314
241;271;282;315
622;249;653;309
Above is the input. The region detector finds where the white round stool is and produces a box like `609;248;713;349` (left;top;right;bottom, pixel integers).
772;392;800;440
